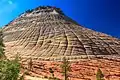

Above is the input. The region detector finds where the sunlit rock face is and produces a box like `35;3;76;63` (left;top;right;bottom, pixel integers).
3;6;120;59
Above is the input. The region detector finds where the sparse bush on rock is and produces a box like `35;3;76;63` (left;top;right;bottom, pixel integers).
61;57;71;80
49;68;54;78
96;68;105;80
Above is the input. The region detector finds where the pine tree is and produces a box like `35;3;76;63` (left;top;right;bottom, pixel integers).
49;68;54;79
61;57;71;80
0;29;5;59
96;68;105;80
0;29;21;80
0;55;21;80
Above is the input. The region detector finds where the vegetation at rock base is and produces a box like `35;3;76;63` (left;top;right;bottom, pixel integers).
0;29;115;80
0;29;22;80
61;57;71;80
49;68;54;78
0;55;21;80
96;68;105;80
48;68;60;80
0;29;5;59
19;71;28;80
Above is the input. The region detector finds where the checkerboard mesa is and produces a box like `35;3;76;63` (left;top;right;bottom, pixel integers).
2;6;120;59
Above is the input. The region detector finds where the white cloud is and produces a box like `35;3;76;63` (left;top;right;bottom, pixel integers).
0;0;13;5
0;1;17;15
8;0;13;5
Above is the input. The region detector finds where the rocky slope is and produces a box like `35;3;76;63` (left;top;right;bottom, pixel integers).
3;6;120;59
22;58;120;80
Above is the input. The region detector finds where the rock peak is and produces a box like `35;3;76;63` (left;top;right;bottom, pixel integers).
3;6;120;59
24;6;64;15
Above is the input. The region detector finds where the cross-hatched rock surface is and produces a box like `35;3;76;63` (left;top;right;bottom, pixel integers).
3;6;120;59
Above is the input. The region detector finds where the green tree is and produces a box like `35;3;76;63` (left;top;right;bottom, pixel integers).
0;29;22;80
96;68;105;80
0;57;20;80
0;29;5;59
61;57;71;80
49;68;54;79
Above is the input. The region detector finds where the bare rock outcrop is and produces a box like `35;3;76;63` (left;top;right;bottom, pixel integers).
22;59;120;80
3;6;120;59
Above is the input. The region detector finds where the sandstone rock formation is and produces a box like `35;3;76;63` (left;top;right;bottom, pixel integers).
3;6;120;59
22;59;120;80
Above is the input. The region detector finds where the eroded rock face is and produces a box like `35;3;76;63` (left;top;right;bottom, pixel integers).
22;59;120;80
3;6;120;58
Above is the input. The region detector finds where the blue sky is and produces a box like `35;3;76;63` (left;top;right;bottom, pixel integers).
0;0;120;38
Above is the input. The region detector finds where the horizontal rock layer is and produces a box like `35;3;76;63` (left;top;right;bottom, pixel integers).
22;59;120;80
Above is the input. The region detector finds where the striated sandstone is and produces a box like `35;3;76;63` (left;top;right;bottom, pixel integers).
2;6;120;80
21;59;120;80
2;6;120;59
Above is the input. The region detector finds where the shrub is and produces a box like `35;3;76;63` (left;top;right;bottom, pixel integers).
0;29;5;59
49;68;54;78
96;68;105;80
44;75;48;78
0;58;20;80
61;57;71;80
0;29;22;80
